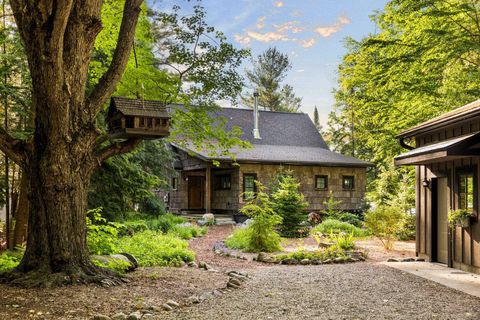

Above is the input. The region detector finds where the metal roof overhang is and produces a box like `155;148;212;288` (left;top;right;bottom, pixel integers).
394;133;480;166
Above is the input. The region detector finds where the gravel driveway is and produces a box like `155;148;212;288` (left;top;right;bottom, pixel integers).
163;263;480;320
159;226;480;320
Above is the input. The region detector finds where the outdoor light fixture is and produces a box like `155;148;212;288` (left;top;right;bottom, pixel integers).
422;178;430;189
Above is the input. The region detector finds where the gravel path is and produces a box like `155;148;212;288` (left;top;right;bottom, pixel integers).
164;226;480;320
163;263;480;320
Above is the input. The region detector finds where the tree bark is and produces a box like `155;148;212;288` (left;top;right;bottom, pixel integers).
13;173;28;247
0;0;144;287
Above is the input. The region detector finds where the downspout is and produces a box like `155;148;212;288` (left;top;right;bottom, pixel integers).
399;137;415;150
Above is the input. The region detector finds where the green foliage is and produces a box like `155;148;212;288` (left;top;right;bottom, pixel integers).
397;213;416;241
116;231;194;267
327;0;480;202
271;173;308;237
322;191;344;216
0;248;23;272
448;209;473;226
92;258;131;275
364;205;404;250
86;208;122;255
273;246;349;262
168;224;207;240
224;227;251;250
329;231;355;251
242;47;301;112
311;219;369;238
238;182;283;252
146;213;187;233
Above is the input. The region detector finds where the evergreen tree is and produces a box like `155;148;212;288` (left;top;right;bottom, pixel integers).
242;47;302;112
271;173;308;237
313;106;322;131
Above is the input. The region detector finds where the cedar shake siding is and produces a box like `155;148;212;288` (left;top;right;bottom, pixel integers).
395;99;480;274
167;107;371;219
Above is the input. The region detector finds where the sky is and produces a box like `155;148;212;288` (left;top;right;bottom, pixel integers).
150;0;389;127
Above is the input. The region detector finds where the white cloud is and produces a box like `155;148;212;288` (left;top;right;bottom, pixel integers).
274;1;284;8
256;16;267;29
315;15;351;37
297;69;305;73
273;21;303;34
234;33;252;46
299;38;316;48
246;30;292;42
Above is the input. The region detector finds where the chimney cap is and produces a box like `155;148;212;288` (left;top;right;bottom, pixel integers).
253;91;259;97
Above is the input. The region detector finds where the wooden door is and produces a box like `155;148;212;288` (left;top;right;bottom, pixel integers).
188;176;205;209
436;177;448;264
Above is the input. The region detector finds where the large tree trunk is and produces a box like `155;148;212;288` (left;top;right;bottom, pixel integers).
13;173;28;246
0;0;144;287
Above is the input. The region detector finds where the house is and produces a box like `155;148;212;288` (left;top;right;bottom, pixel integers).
395;99;480;274
168;106;371;221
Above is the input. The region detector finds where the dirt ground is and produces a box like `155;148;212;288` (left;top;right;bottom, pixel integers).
0;225;461;320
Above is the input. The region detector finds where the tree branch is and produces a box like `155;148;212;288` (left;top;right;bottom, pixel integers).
0;127;26;165
86;0;144;118
95;138;142;163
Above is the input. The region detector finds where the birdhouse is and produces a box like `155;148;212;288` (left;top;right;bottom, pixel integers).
108;97;171;139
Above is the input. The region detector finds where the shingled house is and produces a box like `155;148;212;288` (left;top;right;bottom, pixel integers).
167;107;371;220
395;99;480;274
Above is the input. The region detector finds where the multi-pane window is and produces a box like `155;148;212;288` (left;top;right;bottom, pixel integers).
315;175;328;190
342;176;355;190
459;173;474;211
243;174;257;200
215;174;231;190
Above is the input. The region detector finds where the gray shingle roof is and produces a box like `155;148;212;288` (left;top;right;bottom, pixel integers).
111;97;169;118
174;107;372;167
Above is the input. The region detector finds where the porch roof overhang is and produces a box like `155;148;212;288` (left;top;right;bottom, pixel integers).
394;133;480;166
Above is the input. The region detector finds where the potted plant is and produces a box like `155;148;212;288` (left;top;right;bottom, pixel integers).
448;209;473;228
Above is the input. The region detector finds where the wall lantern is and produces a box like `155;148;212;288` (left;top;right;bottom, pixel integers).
422;178;430;189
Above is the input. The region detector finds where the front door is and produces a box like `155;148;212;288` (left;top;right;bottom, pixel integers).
436;177;449;264
188;176;205;209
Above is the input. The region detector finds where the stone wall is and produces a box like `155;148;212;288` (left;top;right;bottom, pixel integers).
238;163;367;211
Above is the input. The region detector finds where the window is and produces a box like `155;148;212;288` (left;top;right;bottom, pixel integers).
214;174;231;190
171;177;177;190
139;117;145;127
315;175;328;190
243;173;257;200
459;173;474;211
342;176;355;190
147;118;153;128
155;118;161;127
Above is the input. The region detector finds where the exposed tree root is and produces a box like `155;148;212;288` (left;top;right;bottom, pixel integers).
0;263;125;288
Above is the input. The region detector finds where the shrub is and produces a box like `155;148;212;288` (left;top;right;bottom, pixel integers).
396;213;416;241
120;220;149;236
87;208;122;255
139;195;166;216
311;219;368;238
224;227;251;250
116;230;194;267
147;213;187;233
0;248;23;272
271;174;308;237
239;182;283;252
329;231;355;251
92;258;131;274
332;212;363;228
364;205;403;250
273;246;348;262
168;224;207;240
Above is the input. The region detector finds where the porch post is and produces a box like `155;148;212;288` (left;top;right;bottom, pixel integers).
205;164;212;212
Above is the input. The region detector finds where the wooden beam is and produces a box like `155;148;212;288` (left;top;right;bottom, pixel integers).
205;164;212;213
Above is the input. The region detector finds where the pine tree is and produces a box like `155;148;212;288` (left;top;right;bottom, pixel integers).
313;106;321;130
242;47;302;112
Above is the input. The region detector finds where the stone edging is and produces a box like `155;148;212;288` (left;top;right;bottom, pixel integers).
213;240;367;265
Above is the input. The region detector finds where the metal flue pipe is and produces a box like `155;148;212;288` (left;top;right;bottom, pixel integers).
252;91;261;139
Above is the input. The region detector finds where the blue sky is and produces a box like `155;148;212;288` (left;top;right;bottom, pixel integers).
150;0;389;126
